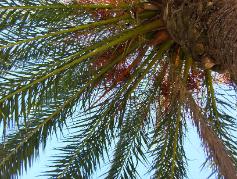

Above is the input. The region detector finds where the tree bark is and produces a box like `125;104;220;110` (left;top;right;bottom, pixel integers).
161;0;237;178
163;0;237;79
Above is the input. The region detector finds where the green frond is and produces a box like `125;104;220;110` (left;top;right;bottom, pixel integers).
0;2;134;10
0;2;149;68
150;71;188;179
106;123;148;179
1;1;237;179
151;107;187;179
44;41;173;178
0;16;161;128
0;38;142;177
0;14;131;50
190;70;237;177
186;92;237;179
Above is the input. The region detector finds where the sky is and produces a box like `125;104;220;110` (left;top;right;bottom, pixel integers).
19;120;216;179
16;76;237;179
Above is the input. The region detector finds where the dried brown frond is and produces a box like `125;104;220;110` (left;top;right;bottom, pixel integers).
150;30;171;46
186;93;237;179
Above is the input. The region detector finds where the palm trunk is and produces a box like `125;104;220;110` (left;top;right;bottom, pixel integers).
163;0;237;79
161;0;237;178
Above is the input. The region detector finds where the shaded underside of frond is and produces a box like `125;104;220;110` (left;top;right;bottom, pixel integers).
0;2;165;177
0;1;237;179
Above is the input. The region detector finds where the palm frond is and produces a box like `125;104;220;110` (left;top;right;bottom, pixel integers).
187;92;237;179
150;51;189;179
0;1;143;69
0;15;161;128
0;37;140;177
45;41;173;178
0;1;237;179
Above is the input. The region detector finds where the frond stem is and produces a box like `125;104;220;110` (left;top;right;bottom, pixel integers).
205;70;219;119
171;107;181;179
57;41;173;178
0;3;134;10
0;11;155;50
0;38;136;168
0;19;163;104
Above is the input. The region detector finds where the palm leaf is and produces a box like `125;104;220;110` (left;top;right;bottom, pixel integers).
0;1;237;179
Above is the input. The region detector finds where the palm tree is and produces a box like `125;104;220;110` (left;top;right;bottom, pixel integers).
0;0;237;178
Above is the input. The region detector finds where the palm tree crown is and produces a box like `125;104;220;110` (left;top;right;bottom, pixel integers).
0;0;237;178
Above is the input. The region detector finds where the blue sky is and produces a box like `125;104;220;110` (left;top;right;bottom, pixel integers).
19;120;215;179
